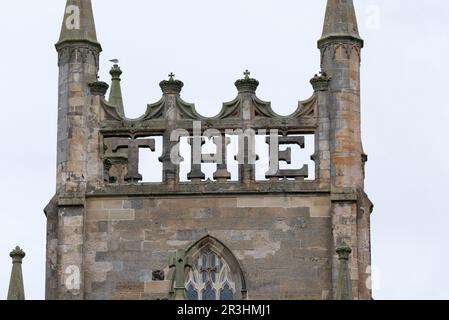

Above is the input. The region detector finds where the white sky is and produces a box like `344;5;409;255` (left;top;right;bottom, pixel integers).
0;0;449;300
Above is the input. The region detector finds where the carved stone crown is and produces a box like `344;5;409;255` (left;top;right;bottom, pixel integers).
89;81;110;97
110;64;123;80
310;72;331;91
235;75;259;94
160;77;184;95
10;246;25;263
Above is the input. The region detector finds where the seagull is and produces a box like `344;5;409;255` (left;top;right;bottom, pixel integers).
109;59;120;64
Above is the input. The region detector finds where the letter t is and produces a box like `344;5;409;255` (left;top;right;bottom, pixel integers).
111;138;156;183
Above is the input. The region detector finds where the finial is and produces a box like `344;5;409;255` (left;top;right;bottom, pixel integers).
335;242;353;300
108;63;125;115
109;64;123;80
8;246;25;300
235;70;259;94
336;242;352;260
169;249;193;300
160;73;184;95
10;246;26;263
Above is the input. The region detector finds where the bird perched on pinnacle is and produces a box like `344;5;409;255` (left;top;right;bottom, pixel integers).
109;59;120;64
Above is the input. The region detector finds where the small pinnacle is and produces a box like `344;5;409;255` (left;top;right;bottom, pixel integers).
168;72;175;81
243;70;251;79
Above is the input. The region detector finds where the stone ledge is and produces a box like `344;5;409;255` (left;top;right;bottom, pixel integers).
330;187;358;202
58;196;85;206
86;181;329;197
330;193;358;202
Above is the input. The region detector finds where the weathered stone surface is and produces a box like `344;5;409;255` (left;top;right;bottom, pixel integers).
81;195;334;299
46;0;372;301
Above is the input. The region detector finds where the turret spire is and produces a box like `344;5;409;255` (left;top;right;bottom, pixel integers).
57;0;101;49
335;243;353;300
7;246;26;300
319;0;363;44
109;64;125;116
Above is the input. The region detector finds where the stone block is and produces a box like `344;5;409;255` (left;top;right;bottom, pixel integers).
144;280;171;294
103;200;124;209
237;197;265;208
98;221;108;232
95;252;107;262
121;241;142;252
87;210;108;221
64;216;83;227
176;229;207;241
124;199;144;210
112;261;124;272
116;282;144;292
108;210;135;221
87;200;103;210
91;262;113;281
264;197;291;208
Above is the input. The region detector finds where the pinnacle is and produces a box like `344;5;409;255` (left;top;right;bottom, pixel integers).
320;0;363;44
57;0;101;49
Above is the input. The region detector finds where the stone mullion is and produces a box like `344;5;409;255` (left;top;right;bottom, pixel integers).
187;136;206;182
160;94;180;187
239;93;257;184
156;76;186;187
160;130;179;187
213;132;232;182
241;137;257;184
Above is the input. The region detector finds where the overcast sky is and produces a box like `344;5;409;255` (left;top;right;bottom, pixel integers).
1;0;448;300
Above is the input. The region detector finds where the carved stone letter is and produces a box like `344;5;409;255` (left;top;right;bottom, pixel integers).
111;137;156;183
266;134;308;180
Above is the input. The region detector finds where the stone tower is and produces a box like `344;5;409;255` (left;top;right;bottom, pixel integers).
45;0;373;300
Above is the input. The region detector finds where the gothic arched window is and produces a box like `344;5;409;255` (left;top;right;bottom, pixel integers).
186;250;236;300
183;236;247;301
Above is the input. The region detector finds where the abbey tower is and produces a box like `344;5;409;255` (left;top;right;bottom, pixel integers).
45;0;373;300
